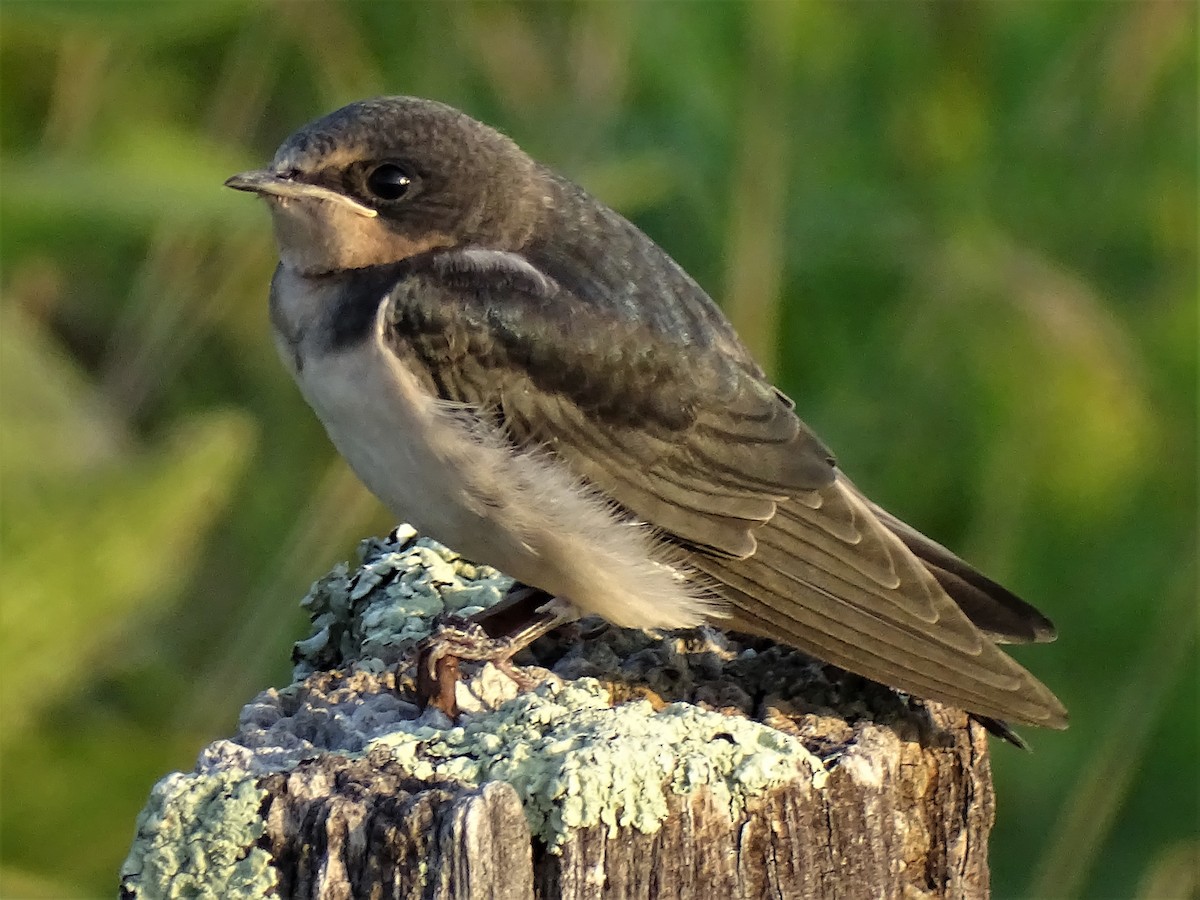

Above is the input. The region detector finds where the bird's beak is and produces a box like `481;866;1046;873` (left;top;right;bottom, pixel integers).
224;170;378;218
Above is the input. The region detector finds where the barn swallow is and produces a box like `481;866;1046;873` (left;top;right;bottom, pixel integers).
226;96;1067;730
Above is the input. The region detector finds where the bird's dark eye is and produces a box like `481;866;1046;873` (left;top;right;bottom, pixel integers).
366;163;414;201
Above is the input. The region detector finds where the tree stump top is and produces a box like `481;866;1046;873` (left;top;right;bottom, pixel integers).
121;526;994;900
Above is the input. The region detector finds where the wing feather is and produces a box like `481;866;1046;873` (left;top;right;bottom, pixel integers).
385;251;829;557
377;246;1066;728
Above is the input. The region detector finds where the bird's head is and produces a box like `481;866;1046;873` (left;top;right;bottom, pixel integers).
226;96;548;276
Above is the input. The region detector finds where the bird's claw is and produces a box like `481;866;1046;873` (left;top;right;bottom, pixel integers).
409;586;581;717
412;616;535;716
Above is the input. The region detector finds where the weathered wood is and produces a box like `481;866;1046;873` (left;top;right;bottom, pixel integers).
260;754;533;900
226;698;990;900
121;528;995;900
532;704;992;900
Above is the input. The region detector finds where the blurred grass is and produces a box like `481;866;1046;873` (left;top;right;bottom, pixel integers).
0;2;1195;897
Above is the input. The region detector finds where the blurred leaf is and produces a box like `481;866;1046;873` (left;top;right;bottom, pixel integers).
1;0;254;39
904;230;1155;521
0;712;206;894
1136;840;1199;900
0;866;87;900
574;153;678;215
1;130;262;230
0;315;256;733
1027;576;1196;899
0;303;127;478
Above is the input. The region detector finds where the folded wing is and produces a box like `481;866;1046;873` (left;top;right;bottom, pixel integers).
380;247;1066;728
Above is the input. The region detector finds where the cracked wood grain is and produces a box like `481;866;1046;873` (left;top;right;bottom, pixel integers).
249;706;992;899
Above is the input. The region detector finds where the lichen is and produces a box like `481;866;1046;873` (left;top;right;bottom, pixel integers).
369;676;827;849
120;769;276;900
274;525;850;850
292;524;512;678
125;524;912;888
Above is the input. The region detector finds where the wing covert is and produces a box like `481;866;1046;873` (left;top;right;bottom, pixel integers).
381;249;835;558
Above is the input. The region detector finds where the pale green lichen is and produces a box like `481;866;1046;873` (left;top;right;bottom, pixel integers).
285;527;831;850
369;677;827;849
293;525;512;678
120;769;276;900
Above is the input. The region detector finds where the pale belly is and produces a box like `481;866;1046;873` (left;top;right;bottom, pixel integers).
290;337;489;549
270;275;712;630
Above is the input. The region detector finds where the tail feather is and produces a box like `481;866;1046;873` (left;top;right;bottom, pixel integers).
690;476;1069;729
844;480;1058;644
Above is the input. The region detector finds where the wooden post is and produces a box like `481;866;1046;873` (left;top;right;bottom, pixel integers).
121;528;994;900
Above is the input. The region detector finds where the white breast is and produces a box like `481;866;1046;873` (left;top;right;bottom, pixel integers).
295;340;459;519
278;333;471;556
272;265;722;631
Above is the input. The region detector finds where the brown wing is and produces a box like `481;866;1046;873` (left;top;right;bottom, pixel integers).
381;248;1066;728
695;476;1067;727
384;249;834;558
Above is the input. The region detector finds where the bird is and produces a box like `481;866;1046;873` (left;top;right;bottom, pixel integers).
226;96;1067;732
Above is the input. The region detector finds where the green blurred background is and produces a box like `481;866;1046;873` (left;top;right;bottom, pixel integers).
1;2;1195;897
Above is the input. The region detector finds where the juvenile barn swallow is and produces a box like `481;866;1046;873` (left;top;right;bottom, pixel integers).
227;97;1067;730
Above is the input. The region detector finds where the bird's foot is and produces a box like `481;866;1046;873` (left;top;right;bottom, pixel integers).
412;585;579;716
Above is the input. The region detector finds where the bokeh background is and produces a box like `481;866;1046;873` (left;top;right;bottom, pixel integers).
1;2;1196;897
